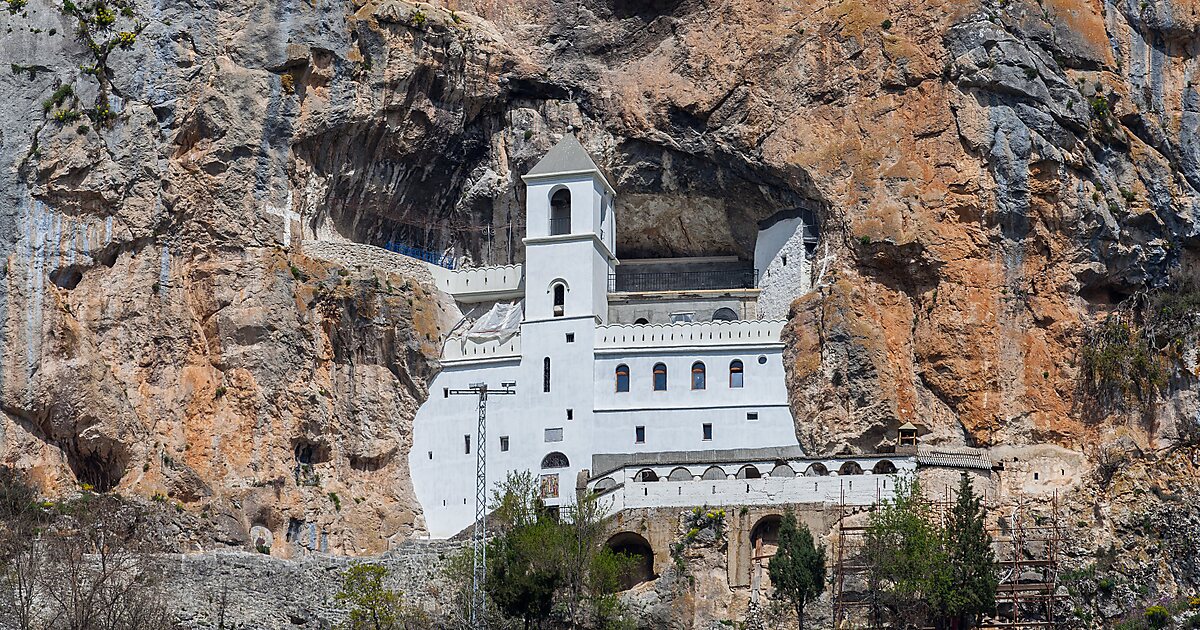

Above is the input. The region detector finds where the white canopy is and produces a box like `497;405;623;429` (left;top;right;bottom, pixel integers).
464;301;523;345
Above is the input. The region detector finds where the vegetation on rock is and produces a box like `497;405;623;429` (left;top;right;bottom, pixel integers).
1079;276;1200;414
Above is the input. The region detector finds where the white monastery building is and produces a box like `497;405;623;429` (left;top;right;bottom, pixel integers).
409;136;913;538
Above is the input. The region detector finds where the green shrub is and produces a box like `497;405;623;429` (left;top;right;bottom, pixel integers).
42;83;73;111
1145;605;1170;629
881;18;892;29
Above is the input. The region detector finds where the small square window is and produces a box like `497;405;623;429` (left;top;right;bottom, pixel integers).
545;428;563;443
746;412;759;421
464;435;471;454
702;423;713;441
635;426;645;444
565;333;575;343
500;436;509;452
566;408;574;420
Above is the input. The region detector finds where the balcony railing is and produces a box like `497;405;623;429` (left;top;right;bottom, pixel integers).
384;241;456;269
549;217;572;235
609;269;756;292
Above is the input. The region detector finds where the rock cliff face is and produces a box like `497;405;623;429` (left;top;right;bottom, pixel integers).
1;0;1198;564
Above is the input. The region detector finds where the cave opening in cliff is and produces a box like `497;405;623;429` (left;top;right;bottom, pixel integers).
67;448;125;493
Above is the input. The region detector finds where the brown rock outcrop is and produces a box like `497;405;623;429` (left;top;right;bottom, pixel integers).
2;0;1198;560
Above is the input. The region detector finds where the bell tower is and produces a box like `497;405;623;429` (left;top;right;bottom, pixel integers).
521;135;617;323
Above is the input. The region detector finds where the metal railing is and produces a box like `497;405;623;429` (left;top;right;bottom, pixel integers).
384;241;456;269
549;217;572;235
608;269;756;292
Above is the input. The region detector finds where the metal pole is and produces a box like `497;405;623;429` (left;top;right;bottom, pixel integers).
448;381;515;629
473;386;488;627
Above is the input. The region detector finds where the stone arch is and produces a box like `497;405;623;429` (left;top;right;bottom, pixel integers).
541;452;569;469
839;461;864;476
770;463;795;478
606;532;655;589
872;460;897;475
750;515;783;561
701;465;726;480
634;468;658;482
667;467;692;481
804;462;829;477
736;464;762;479
594;477;617;491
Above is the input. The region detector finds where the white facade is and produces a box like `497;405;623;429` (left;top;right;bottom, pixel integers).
409;136;806;538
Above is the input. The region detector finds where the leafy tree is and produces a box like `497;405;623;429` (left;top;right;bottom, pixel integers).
942;473;998;629
336;563;424;630
767;512;825;629
864;475;952;628
487;518;562;629
484;471;633;629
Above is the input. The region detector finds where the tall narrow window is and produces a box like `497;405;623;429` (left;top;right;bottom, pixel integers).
730;360;744;388
543;357;551;393
702;423;713;441
553;283;565;317
635;426;645;444
550;189;571;235
691;362;706;390
653;363;667;391
615;364;630;392
464;435;471;454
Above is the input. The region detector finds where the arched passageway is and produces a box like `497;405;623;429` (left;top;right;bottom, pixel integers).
607;532;655;589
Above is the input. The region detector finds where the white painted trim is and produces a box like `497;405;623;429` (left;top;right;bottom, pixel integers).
522;169;616;196
523;233;616;262
593;403;790;413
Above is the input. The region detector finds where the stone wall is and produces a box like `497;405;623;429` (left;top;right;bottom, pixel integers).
164;540;467;630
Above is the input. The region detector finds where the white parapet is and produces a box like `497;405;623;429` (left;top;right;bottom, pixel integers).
595;320;786;350
436;264;525;303
441;335;522;363
589;456;916;517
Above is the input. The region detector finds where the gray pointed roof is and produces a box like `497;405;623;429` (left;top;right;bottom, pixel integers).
523;134;615;194
525;133;605;175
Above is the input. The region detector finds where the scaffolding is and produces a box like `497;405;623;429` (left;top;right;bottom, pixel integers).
831;489;1064;630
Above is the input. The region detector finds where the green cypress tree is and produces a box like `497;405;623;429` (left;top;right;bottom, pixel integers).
943;473;998;629
768;512;826;629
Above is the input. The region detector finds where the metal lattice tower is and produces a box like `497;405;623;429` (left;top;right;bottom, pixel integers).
448;381;515;628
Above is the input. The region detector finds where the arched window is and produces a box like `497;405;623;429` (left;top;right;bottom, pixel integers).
541;452;569;469
729;360;744;388
543;357;551;393
653;363;667;391
634;317;650;325
615;364;630;392
691;362;706;390
737;465;761;479
553;283;565;317
712;307;738;321
550;189;571;235
702;466;726;480
839;461;863;476
634;468;658;482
